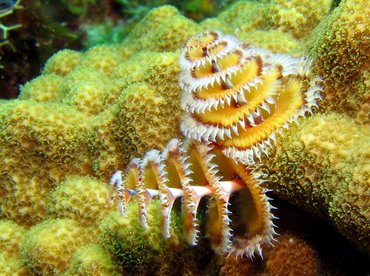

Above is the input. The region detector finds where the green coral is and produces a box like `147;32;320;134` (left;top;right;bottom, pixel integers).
62;0;96;15
268;0;332;39
19;73;65;103
99;200;185;275
307;0;370;124
0;220;25;259
0;1;368;273
260;113;370;250
0;101;93;226
20;218;92;274
66;244;121;275
0;220;28;274
47;175;113;228
43;49;83;77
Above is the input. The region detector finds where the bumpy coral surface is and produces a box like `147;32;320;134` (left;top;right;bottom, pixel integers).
99;201;185;275
0;1;369;274
259;113;370;250
268;0;332;39
199;0;331;57
48;175;113;228
0;220;27;275
218;231;321;275
21;219;92;274
200;1;267;34
0;220;25;259
263;232;321;275
307;0;370;124
237;30;302;57
66;244;120;276
19;73;65;103
0;100;93;226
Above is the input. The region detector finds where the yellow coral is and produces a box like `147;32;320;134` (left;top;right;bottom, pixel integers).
0;2;367;273
43;49;83;77
115;52;183;157
89;109;127;180
47;176;113;228
0;220;28;275
66;244;120;276
0;172;55;226
200;1;268;34
79;44;129;77
126;5;179;41
237;30;302;56
64;80;112;115
0;101;92;168
123;6;200;52
147;14;200;52
19;73;65;103
20;219;92;274
268;0;332;39
0;220;25;259
259;113;370;250
354;71;370;124
0;101;93;225
62;65;111;93
117;83;169;155
307;0;370;124
99;200;184;275
0;253;28;275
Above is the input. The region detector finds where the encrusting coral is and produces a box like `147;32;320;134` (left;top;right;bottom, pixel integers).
47;175;113;229
0;220;25;259
65;244;120;276
262;232;321;275
20;218;93;274
307;0;370;124
259;113;370;251
0;0;369;274
218;232;321;276
0;220;28;275
43;49;83;77
199;0;332;57
18;73;65;103
99;200;185;275
0;6;197;225
268;0;332;39
0;100;93;226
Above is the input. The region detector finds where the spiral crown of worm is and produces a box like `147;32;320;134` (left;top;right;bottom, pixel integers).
110;31;322;257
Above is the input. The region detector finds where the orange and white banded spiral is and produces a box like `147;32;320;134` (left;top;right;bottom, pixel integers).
110;31;322;258
110;138;276;257
180;31;322;165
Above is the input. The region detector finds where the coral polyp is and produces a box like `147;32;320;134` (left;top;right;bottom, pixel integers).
180;31;323;165
110;138;276;257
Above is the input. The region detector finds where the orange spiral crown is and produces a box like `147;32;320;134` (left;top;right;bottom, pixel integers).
109;31;322;259
179;31;322;164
